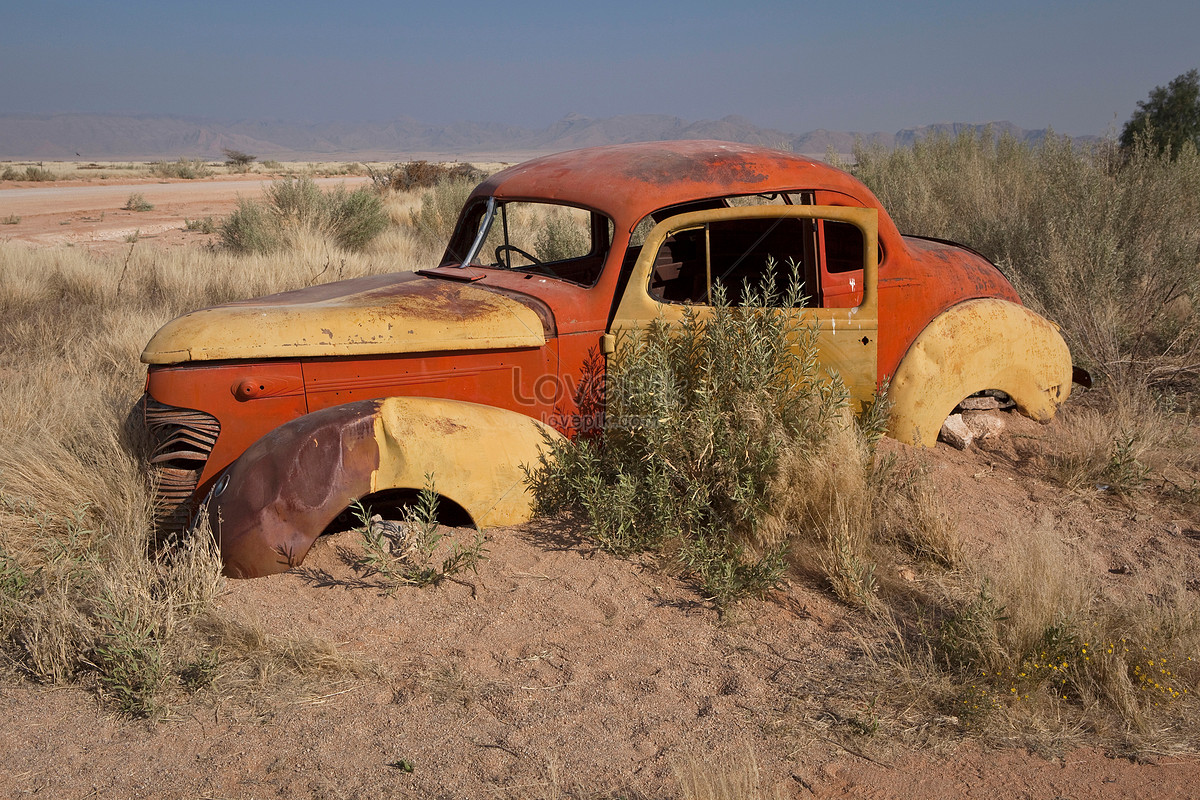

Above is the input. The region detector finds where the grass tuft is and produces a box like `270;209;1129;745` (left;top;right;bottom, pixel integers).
354;475;487;590
123;193;153;212
183;216;216;234
220;177;389;254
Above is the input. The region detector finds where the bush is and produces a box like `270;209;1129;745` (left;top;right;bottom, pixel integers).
150;158;212;179
222;148;256;173
123;193;153;212
369;160;484;193
528;264;871;607
1;165;54;181
219;177;389;254
183;217;215;234
409;178;478;252
354;475;487;590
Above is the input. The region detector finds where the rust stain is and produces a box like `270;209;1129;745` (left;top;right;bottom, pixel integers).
210;399;382;578
623;149;769;186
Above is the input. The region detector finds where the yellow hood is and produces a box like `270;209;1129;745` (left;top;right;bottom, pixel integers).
142;273;547;365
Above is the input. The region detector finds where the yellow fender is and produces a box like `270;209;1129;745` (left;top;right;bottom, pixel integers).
209;396;561;578
370;396;560;527
888;298;1073;446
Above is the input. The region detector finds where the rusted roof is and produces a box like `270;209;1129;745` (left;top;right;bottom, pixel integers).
475;139;886;227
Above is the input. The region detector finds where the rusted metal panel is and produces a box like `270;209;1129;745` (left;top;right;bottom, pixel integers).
208;396;561;578
140;397;221;534
472;141;904;241
146;361;309;518
610;204;881;408
209;400;381;578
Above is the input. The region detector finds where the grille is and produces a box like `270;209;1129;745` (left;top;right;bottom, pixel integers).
141;396;220;533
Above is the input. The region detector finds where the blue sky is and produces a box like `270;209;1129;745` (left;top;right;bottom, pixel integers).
3;0;1197;135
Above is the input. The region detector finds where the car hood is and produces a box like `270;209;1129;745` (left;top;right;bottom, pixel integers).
141;272;550;365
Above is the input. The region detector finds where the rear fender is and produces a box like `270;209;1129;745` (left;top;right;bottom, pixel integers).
206;396;560;578
888;299;1073;446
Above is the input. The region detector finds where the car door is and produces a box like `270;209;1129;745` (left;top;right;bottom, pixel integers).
607;205;880;407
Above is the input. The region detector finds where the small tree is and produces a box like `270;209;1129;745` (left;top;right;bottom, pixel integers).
222;148;257;172
1119;69;1200;158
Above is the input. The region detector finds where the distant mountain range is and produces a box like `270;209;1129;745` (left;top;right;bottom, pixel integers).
0;112;1101;162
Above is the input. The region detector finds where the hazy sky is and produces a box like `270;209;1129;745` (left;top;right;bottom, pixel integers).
3;0;1197;136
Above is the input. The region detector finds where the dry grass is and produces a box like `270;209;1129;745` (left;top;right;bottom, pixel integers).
673;747;783;800
848;132;1200;397
0;172;496;714
0;228;412;714
866;513;1200;756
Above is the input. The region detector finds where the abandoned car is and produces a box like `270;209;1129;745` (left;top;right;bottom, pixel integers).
138;140;1076;577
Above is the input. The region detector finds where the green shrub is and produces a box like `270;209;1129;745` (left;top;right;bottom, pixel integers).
325;186;392;251
220;197;281;254
25;165;55;181
354;475;487;590
534;208;590;262
219;177;389;254
527;264;860;608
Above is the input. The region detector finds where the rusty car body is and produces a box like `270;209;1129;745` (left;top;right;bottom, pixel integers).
139;140;1076;577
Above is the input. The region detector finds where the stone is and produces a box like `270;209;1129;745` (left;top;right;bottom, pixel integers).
963;410;1006;440
939;413;973;449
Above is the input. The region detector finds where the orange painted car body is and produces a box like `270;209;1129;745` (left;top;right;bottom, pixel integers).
139;140;1042;577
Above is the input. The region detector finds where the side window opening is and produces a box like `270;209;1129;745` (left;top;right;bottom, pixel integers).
648;217;817;308
818;218;877;309
823;220;866;274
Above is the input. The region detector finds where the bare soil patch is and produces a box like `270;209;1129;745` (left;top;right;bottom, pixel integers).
4;427;1198;798
0;175;369;255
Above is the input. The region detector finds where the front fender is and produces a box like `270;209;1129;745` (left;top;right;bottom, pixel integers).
888;298;1073;446
206;397;561;578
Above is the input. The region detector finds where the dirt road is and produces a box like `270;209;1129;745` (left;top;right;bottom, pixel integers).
0;175;369;252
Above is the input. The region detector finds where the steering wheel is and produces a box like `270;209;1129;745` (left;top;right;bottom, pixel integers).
495;244;543;267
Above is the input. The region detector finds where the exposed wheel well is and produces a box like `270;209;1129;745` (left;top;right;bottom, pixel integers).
321;488;475;535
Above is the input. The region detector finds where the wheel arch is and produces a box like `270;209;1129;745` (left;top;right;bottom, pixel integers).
206;396;561;578
887;298;1074;446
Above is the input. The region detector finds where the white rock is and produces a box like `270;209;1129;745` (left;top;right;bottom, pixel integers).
963;411;1007;441
939;414;974;450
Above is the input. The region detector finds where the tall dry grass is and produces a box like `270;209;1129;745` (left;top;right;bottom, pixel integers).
845;133;1200;752
848;131;1200;394
0;234;409;714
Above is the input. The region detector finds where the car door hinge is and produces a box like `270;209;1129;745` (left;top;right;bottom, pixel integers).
600;333;616;356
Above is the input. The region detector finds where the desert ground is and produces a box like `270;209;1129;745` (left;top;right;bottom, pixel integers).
0;172;370;254
1;169;1198;799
